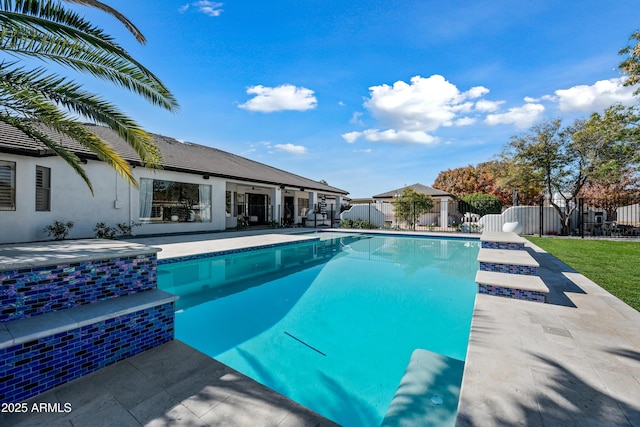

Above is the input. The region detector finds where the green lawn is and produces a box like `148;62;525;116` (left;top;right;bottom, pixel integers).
526;237;640;312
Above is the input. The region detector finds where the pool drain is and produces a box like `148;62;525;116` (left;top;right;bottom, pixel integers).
431;395;444;405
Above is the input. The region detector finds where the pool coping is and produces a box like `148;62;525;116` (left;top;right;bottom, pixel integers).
0;239;161;271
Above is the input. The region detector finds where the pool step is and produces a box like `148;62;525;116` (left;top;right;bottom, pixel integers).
381;349;464;427
477;247;539;275
476;231;548;303
475;270;548;303
480;231;527;250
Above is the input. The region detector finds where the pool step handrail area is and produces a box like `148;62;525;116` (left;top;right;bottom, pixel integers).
0;239;178;403
476;232;549;303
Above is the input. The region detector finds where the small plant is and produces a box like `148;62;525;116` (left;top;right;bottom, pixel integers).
469;223;484;233
339;219;353;228
116;222;141;236
94;222;117;239
236;216;248;230
342;218;376;229
43;220;74;240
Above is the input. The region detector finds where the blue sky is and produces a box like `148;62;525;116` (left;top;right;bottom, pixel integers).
76;1;640;197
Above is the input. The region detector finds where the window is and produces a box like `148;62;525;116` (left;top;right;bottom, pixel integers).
236;193;245;216
0;160;16;211
139;178;211;223
35;166;51;211
225;191;235;217
298;197;309;216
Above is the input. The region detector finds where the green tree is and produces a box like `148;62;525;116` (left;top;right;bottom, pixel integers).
460;193;502;217
0;0;179;193
502;119;575;234
620;30;640;93
502;106;640;234
392;188;434;229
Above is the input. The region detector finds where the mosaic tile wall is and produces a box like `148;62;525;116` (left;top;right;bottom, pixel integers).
0;302;174;403
0;255;157;322
479;261;537;276
478;284;546;303
481;241;525;250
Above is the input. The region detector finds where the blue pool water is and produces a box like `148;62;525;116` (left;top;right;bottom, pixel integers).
158;234;480;426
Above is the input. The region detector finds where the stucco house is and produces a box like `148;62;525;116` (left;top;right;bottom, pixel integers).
372;183;456;227
372;183;454;203
0;122;348;244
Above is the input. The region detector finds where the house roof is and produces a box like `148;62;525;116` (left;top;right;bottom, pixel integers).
373;183;452;198
0;122;348;195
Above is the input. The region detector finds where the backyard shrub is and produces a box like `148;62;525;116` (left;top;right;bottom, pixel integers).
94;222;117;239
43;220;74;240
236;216;248;230
340;218;375;229
94;222;142;239
459;193;502;216
116;222;141;236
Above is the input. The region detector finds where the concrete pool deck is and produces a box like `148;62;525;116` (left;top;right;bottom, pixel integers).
2;230;640;426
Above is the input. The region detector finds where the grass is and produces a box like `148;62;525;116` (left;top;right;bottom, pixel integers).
526;237;640;312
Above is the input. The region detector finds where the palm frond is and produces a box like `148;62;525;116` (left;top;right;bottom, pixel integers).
0;113;95;193
0;15;179;110
0;67;143;190
0;1;178;110
0;64;163;167
0;0;178;194
63;0;146;43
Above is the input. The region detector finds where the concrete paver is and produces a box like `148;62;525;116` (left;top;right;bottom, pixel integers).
456;240;640;427
2;340;337;427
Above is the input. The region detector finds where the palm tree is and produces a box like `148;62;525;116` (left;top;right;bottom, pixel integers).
0;0;179;194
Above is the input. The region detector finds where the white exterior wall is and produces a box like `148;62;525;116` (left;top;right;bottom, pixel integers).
340;204;386;227
1;152;346;244
618;203;640;225
1;155;132;242
0;155;229;244
477;206;562;235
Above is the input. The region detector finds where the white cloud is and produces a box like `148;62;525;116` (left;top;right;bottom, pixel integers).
364;75;488;132
353;148;372;153
348;75;493;144
553;78;637;112
485;103;545;128
274;143;307;155
454;117;476;126
239;84;317;113
342;131;360;144
179;1;223;16
349;111;364;126
466;86;490;99
341;129;438;145
475;99;504;112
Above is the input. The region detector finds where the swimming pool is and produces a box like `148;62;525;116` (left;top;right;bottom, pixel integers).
158;233;480;426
